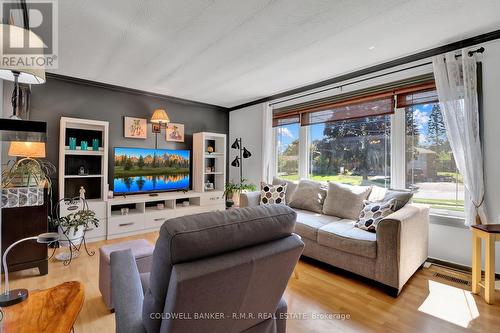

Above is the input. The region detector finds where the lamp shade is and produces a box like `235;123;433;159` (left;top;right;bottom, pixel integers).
151;109;170;123
242;147;252;158
231;156;240;167
8;141;46;158
231;138;240;149
0;24;46;84
36;232;60;243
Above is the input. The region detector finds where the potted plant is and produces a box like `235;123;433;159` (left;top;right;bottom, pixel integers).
51;209;99;247
2;157;55;189
224;179;256;208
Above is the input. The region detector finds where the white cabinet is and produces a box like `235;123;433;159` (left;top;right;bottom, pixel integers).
106;191;225;239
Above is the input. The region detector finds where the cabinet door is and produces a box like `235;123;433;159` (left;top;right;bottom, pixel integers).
1;194;48;269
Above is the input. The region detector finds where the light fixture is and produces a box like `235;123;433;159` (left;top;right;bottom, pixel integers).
230;138;252;183
8;141;46;158
231;156;240;167
242;147;252;159
150;108;170;149
231;138;240;149
150;109;170;124
0;233;59;306
0;24;46;120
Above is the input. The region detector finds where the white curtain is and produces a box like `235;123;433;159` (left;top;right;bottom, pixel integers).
432;50;487;226
261;103;274;184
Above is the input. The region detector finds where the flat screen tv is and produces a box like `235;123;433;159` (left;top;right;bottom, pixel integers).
113;147;190;195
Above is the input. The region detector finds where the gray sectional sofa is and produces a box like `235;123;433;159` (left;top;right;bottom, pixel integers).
240;179;429;295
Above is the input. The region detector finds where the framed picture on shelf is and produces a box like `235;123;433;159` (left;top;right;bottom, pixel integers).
166;123;184;142
124;117;147;139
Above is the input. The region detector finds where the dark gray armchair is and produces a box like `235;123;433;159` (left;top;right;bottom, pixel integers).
110;205;304;333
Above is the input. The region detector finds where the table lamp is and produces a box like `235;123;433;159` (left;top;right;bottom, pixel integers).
0;233;59;306
8;141;46;159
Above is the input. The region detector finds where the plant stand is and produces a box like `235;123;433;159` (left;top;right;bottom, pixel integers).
48;230;95;266
50;197;98;266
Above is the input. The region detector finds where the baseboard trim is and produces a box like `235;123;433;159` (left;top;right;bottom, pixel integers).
427;257;500;279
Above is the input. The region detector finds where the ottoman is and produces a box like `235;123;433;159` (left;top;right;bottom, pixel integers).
99;239;154;310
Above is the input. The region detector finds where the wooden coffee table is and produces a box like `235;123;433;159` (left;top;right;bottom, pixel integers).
472;224;500;304
2;281;84;332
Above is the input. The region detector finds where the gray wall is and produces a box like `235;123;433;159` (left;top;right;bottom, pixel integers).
3;76;229;193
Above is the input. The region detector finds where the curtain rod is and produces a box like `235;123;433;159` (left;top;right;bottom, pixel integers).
269;47;485;108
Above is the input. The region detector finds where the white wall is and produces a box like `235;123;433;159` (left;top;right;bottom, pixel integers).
228;104;263;187
229;38;500;272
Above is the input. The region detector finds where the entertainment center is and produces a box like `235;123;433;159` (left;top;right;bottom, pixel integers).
58;117;226;241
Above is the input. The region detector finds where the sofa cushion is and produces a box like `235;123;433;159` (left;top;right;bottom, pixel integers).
273;177;298;204
293;209;340;240
356;199;396;232
317;220;377;259
322;182;371;220
288;180;327;214
383;189;414;211
260;182;287;205
367;186;388;202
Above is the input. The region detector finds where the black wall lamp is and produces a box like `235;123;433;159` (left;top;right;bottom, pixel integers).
230;138;252;183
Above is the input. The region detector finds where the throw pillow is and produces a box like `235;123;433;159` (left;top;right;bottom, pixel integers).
322;182;372;220
288;180;327;214
383;189;413;211
272;177;298;204
260;182;287;205
356;199;396;232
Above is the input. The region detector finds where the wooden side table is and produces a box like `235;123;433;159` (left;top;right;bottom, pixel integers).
2;281;84;332
471;224;500;304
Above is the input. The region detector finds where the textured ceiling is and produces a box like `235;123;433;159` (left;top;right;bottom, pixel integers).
54;0;500;108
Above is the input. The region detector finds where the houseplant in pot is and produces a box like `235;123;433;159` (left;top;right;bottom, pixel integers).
224;179;256;208
1;147;55;208
50;200;99;247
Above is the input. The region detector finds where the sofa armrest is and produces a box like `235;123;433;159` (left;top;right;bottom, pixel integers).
239;191;261;208
110;249;146;333
375;203;429;292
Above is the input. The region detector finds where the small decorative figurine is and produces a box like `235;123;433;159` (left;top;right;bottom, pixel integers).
78;165;87;176
207;146;214;154
79;186;86;200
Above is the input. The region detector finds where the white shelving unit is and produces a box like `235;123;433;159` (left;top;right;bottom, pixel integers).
106;191;224;239
193;132;227;193
59;117;109;242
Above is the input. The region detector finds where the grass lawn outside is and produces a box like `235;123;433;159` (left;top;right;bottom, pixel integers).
281;174;388;186
412;197;465;212
280;174;465;212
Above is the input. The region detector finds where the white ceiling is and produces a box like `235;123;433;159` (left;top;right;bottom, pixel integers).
54;0;500;108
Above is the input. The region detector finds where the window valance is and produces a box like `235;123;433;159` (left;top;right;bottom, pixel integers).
272;74;436;127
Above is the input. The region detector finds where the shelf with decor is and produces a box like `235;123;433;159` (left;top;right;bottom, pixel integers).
63;174;104;178
64;149;104;156
193;132;227;193
59;117;109;242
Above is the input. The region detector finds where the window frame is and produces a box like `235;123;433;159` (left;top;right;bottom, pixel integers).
273;102;465;222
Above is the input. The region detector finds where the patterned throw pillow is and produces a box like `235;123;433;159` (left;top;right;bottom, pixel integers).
260;182;287;205
355;199;396;233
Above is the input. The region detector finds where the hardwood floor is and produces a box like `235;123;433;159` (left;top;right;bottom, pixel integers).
6;231;500;333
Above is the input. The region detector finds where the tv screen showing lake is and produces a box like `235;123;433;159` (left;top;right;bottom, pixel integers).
113;148;190;194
